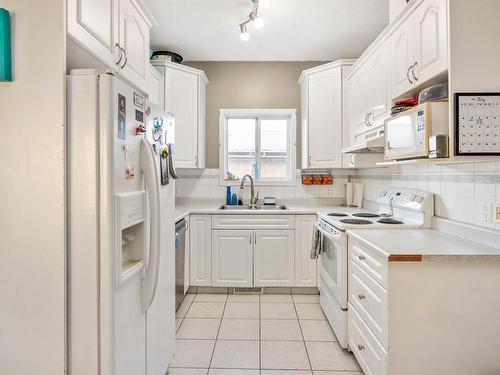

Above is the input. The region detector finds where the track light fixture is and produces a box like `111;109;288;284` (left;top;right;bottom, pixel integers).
239;0;269;41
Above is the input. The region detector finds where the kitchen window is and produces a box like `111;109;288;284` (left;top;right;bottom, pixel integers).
219;109;296;185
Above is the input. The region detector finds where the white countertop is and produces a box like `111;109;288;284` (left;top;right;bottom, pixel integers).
347;228;500;259
175;198;345;223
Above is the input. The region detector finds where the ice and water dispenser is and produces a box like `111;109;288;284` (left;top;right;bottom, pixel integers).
115;191;145;286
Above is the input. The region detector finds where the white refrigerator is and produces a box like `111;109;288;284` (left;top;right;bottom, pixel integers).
67;70;176;375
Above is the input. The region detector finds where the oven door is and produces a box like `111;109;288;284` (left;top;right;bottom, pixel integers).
317;224;348;310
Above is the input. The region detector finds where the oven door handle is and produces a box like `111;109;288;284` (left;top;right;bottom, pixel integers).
316;223;345;244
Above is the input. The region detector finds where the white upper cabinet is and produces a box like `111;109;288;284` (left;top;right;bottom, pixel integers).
153;62;208;169
391;0;447;98
369;42;391;126
68;0;153;93
412;0;448;84
117;0;151;92
212;230;253;287
68;0;119;68
147;63;163;107
391;20;415;99
299;60;354;169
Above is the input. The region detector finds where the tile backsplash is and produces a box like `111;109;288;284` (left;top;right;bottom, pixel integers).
355;161;500;230
175;169;355;201
176;162;500;230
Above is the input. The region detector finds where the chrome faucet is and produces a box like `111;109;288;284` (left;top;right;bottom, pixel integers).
240;175;258;205
389;197;395;219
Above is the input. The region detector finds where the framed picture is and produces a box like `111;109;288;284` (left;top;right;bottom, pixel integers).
160;152;169;185
455;92;500;156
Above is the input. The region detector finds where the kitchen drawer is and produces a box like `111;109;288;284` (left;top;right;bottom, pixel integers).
349;239;388;290
211;215;295;230
348;303;388;375
349;259;388;349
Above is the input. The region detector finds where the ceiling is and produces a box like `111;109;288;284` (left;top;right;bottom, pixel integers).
145;0;389;61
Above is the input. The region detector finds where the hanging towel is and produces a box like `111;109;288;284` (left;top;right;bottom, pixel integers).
310;223;323;260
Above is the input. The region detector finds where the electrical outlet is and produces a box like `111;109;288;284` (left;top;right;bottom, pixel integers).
480;201;493;226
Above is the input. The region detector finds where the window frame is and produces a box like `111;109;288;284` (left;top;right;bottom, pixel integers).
219;109;297;186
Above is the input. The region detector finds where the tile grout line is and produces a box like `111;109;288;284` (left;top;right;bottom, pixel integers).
259;293;262;375
292;300;314;373
207;291;228;372
175;294;195;333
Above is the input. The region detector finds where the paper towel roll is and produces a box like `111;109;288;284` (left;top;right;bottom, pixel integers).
354;183;364;208
345;183;354;207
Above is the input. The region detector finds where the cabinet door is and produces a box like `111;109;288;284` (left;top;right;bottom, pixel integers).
300;80;310;168
308;69;343;168
356;69;371;134
67;0;119;68
212;230;253;287
294;216;317;287
147;64;163;107
413;0;448;84
197;79;206;169
391;19;415;98
189;215;211;286
369;41;391;126
164;68;199;168
254;230;294;287
184;217;190;294
118;0;150;92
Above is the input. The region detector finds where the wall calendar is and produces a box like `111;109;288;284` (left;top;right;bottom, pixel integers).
455;93;500;155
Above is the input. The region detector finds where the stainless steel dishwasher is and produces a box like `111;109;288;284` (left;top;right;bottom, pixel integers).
175;218;188;311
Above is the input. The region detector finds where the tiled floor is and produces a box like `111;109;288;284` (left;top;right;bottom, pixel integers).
170;293;362;375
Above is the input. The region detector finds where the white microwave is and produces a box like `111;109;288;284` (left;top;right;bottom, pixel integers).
384;102;449;160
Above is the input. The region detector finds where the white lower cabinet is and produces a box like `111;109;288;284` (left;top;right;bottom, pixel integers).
294;216;317;287
190;215;314;288
189;215;212;286
254;230;295;287
212;230;253;287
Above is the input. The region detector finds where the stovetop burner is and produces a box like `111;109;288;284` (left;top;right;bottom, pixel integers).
378;218;404;225
352;213;381;218
327;213;349;217
340;219;373;225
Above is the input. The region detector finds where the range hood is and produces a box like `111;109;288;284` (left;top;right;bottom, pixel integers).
342;127;385;154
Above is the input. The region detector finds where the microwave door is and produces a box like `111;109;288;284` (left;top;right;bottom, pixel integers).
386;114;417;159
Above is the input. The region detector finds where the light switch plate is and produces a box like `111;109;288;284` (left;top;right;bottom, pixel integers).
480;201;493;226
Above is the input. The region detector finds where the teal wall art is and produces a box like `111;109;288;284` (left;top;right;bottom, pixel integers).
0;8;12;81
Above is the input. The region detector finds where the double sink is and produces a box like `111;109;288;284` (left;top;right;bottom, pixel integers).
218;204;288;211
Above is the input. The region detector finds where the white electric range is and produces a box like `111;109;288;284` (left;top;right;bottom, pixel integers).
316;188;434;349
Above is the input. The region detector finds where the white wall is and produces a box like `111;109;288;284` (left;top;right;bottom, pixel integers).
0;1;66;374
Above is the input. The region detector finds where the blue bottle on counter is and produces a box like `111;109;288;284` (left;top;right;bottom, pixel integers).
226;185;232;205
231;193;238;206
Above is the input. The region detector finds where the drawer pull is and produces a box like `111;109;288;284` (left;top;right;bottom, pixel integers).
357;344;365;351
358;255;366;261
358;294;366;300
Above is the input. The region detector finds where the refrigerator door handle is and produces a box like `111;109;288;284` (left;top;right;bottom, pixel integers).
140;138;161;312
167;143;178;180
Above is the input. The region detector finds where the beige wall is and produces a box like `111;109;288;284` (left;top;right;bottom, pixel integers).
185;61;325;168
0;1;66;374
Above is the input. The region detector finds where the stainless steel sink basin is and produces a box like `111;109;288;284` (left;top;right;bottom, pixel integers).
218;204;288;211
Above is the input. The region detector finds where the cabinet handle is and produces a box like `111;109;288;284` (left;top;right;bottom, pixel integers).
115;43;123;66
308;155;312;167
357;344;365;351
367;112;373;127
254;233;257;244
411;61;419;81
194;155;198;167
358;294;366;300
407;65;414;84
119;46;127;69
364;113;369;127
350;154;354;166
358;255;366;261
250;234;252;244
